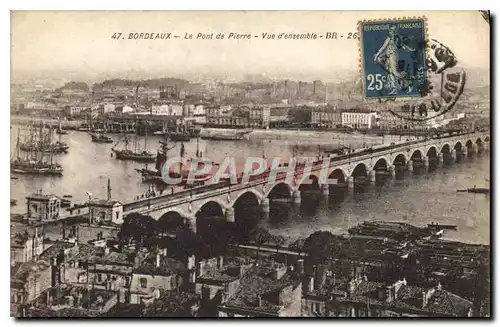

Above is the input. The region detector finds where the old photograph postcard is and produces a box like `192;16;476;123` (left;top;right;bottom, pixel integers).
10;11;490;318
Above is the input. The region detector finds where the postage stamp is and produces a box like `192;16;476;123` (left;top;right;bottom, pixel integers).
359;17;428;100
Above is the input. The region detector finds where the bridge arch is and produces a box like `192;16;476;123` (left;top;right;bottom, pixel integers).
157;211;187;233
465;139;473;150
194;200;225;219
476;138;483;146
441;143;451;154
410;149;423;160
373;157;389;171
265;182;293;199
393;153;407;166
350;162;368;178
327;168;347;185
231;191;261;227
426;146;439;158
298;173;320;191
454;141;463;151
485;136;490;142
230;188;263;207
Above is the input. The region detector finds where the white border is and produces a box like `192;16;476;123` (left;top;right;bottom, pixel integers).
3;1;497;326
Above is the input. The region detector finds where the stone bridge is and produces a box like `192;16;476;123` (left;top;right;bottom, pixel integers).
121;132;490;233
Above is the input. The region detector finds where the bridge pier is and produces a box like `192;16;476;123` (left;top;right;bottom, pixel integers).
292;190;301;204
225;207;235;223
388;165;396;178
451;149;457;161
260;198;270;213
423;156;429;169
185;216;197;234
463;146;468;157
321;184;330;196
472;144;478;154
368;170;376;182
407;160;413;173
438;152;444;166
347;176;355;188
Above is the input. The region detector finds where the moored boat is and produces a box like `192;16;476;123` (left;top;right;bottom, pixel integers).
89;132;114;143
111;133;155;163
427;222;457;230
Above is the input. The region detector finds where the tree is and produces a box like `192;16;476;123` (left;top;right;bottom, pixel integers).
303;231;337;264
118;213;158;247
248;226;272;259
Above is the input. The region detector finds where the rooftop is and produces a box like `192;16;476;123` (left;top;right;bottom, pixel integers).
11;260;51;286
133;254;186;277
27;193;59;201
224;264;301;315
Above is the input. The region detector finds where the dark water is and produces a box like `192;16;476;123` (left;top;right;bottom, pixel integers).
10;128;490;245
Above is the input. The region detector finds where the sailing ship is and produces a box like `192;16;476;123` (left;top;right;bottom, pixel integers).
11;126;64;175
136;136;212;185
111;131;155;163
19;124;69;154
169;124;191;142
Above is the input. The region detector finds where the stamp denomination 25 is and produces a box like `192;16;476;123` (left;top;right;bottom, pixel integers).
359;18;428;99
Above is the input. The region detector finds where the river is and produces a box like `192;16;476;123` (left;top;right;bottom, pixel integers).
10;127;490;245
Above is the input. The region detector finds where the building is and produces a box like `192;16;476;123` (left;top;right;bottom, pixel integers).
11;224;44;264
330;276;474;317
341;110;378;129
26;286;119;317
64;105;89;117
311;111;342;128
88;199;124;226
11;260;53;316
26;193;62;222
129;249;193;305
218;262;302;317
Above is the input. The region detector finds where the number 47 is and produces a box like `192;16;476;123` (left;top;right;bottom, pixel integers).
367;74;386;91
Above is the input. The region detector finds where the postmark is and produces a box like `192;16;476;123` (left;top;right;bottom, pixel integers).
388;38;466;121
359;17;428;100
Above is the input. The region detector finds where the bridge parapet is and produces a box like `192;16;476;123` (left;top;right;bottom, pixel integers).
122;132;489;217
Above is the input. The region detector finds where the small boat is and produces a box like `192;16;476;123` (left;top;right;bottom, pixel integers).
457;187;490;194
63;194;73;198
89;132;114;143
427;223;457;230
467;187;489;194
10;199;17;206
56;128;68;135
169;132;191;142
11;176;18;180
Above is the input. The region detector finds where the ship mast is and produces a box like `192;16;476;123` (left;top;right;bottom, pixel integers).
196;136;200;158
107;178;112;200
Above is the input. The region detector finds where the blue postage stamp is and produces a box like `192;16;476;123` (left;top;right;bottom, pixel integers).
359;18;428;99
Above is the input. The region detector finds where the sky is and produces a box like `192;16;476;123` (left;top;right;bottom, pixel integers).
11;11;490;82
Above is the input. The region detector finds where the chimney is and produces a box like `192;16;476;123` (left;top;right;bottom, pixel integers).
104;247;110;255
256;295;262;307
422;291;427;308
217;256;224;270
422;287;436;308
162;248;167;257
386;285;394;303
295;259;304;274
273;265;287;281
308;276;314;293
156;252;161;268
